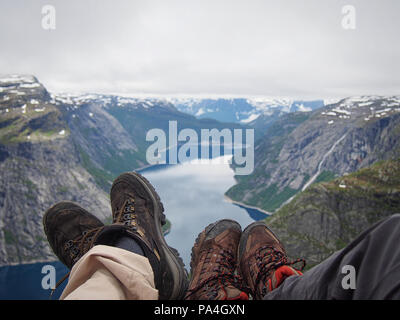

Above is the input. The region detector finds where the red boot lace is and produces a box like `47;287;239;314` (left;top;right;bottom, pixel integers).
255;245;306;296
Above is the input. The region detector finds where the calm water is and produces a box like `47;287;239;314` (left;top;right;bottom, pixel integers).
0;261;68;300
0;158;267;299
140;158;267;268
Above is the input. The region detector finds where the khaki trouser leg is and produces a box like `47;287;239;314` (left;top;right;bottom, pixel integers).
60;245;159;300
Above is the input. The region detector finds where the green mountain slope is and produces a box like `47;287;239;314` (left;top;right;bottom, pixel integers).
226;96;400;213
225;112;312;211
0;75;245;266
265;159;400;268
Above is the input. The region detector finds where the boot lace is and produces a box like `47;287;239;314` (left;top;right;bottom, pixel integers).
49;226;104;299
186;248;249;299
254;245;306;296
115;198;138;231
63;226;104;264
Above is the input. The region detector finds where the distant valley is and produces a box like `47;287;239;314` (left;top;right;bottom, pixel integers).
223;95;400;266
0;75;243;265
1;74;399;268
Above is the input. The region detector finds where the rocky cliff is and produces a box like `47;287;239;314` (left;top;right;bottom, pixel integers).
265;159;400;268
226;96;400;212
0;76;112;265
0;75;242;266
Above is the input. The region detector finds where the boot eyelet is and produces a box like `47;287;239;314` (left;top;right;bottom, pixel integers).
65;240;73;249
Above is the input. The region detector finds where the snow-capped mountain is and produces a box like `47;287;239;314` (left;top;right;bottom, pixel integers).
0;75;242;266
226;94;400;213
319;95;400;124
52;92;176;111
169;97;326;124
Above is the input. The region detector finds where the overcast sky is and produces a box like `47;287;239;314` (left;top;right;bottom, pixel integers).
0;0;399;99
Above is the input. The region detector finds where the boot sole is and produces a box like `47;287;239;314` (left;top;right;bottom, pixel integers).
112;171;188;300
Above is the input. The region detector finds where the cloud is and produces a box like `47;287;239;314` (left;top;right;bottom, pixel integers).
0;0;399;98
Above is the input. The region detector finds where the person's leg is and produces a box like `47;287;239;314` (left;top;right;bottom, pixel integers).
43;172;189;300
263;214;400;300
60;245;157;300
109;172;188;299
43;201;157;300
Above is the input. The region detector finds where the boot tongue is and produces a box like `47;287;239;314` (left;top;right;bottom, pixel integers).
256;265;303;297
269;265;303;290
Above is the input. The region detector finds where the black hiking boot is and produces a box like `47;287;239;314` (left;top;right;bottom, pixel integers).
43;201;105;269
109;171;188;300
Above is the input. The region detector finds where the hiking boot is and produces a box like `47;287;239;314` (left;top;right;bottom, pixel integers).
43;201;105;269
185;219;249;300
110;171;188;300
238;221;305;299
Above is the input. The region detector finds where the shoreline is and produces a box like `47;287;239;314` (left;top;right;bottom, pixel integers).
224;195;272;216
134;163;157;172
0;258;60;268
135;162;273;217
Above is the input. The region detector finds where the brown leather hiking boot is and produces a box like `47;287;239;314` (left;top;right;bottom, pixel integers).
185;219;249;300
238;221;305;299
109;171;188;300
43;201;105;269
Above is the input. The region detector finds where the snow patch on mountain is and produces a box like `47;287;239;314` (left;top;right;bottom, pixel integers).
241;113;260;123
320;95;400;124
295;104;312;112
